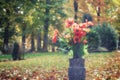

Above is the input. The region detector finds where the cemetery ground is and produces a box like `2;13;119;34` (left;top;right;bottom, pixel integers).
0;51;120;80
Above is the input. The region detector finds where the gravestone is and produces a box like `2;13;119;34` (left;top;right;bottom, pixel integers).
68;58;86;80
12;42;20;60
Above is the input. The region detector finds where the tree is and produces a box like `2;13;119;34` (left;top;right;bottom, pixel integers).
113;12;120;49
42;0;50;52
14;0;34;53
0;0;21;53
41;0;67;52
85;0;120;23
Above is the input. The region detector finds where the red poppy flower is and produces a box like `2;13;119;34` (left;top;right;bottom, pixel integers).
52;29;59;43
80;31;86;36
73;24;81;36
52;36;57;43
52;18;93;45
73;36;81;44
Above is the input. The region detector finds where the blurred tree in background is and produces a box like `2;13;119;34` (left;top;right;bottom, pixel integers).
0;0;120;54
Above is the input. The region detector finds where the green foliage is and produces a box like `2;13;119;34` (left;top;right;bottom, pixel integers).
114;13;120;48
52;37;71;54
87;29;101;52
0;0;31;46
72;42;84;58
89;23;118;51
98;23;118;51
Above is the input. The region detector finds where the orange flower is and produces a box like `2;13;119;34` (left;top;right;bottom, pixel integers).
83;28;91;33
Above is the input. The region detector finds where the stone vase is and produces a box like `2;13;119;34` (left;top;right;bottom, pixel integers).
68;58;86;80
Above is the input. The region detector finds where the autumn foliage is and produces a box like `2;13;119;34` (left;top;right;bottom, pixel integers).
86;52;120;80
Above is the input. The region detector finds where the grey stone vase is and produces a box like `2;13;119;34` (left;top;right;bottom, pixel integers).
68;58;86;80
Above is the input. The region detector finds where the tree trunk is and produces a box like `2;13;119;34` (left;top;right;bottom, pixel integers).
118;37;120;49
22;34;25;52
3;9;10;48
74;0;78;21
97;1;101;22
43;29;48;52
31;33;35;52
3;22;9;53
37;32;41;52
43;0;50;52
22;24;26;53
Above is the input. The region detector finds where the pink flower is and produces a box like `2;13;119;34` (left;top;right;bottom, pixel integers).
87;21;94;26
80;24;87;28
65;18;74;28
53;29;59;35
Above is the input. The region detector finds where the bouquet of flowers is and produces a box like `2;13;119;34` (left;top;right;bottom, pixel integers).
52;18;94;58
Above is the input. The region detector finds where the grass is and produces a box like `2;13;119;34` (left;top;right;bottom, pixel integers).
0;51;119;79
0;52;114;70
0;54;11;60
0;52;70;70
85;52;113;70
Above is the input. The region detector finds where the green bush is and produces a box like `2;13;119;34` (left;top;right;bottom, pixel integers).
87;29;101;52
88;23;118;51
98;23;118;51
